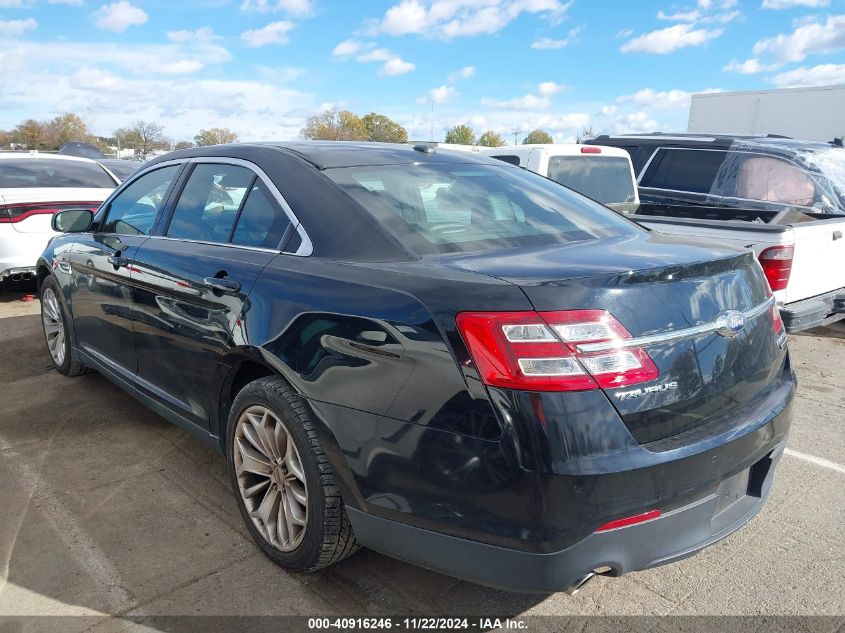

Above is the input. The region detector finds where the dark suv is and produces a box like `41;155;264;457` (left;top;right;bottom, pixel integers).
38;143;794;594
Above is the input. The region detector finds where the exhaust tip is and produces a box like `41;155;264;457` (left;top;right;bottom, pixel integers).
563;572;596;597
11;274;22;282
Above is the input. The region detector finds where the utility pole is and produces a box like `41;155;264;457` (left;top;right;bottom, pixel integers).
512;130;519;146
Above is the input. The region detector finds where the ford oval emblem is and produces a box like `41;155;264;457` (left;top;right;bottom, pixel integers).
715;310;746;337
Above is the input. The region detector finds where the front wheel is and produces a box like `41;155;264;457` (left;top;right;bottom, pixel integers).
226;376;359;571
40;277;87;376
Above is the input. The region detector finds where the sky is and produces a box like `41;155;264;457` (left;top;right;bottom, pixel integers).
0;0;844;143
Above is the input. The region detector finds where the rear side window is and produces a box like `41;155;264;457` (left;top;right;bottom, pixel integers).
102;165;179;235
547;156;635;204
167;164;255;242
325;163;641;254
0;158;116;189
641;149;728;194
231;182;291;249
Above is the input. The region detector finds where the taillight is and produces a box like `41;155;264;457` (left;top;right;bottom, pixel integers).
455;310;658;392
758;245;793;292
0;203;98;224
770;302;784;333
595;509;661;532
581;146;601;154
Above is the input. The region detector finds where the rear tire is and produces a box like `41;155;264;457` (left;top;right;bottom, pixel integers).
40;276;88;376
226;376;360;572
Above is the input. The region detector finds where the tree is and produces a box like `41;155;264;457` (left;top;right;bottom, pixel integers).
523;129;554;144
194;127;239;147
115;120;166;156
301;109;367;141
362;113;408;143
174;141;194;150
576;125;596;143
444;124;476;145
0;129;13;148
44;113;91;148
478;130;506;147
15;119;44;149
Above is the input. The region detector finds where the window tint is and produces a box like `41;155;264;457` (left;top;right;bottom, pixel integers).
102;165;179;235
490;155;521;166
325;163;641;254
547;156;636;204
231;181;290;248
641;149;727;194
0;158;116;189
167;164;255;242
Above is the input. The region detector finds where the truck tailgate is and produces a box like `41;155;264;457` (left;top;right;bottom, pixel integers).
786;217;845;304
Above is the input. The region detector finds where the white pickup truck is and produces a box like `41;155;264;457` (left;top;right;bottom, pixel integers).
583;134;845;332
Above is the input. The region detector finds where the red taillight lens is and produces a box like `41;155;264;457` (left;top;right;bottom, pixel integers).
595;509;661;532
758;245;793;292
455;310;658;392
0;202;99;224
581;146;601;154
771;302;784;333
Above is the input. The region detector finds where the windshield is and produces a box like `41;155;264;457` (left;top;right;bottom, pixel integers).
0;158;116;189
325;163;642;254
546;156;636;205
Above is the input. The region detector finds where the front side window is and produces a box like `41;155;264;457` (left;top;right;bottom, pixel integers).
0;158;116;189
102;165;179;235
167;164;255;242
547;156;636;204
325;163;641;254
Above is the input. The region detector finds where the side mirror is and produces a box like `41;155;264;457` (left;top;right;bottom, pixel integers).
52;209;94;233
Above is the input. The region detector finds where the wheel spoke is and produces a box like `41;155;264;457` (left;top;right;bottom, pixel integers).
277;491;290;546
43;321;61;335
284;485;306;526
252;485;280;526
285;440;305;483
236;438;272;476
242;479;271;499
287;479;307;506
242;421;270;458
261;410;282;461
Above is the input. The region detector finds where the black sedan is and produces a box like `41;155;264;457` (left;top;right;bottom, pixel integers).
37;142;795;594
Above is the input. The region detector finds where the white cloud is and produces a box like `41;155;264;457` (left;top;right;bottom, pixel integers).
416;84;457;104
0;17;36;38
537;81;566;95
620;23;723;54
482;94;551;110
332;39;362;57
616;88;700;111
167;27;220;43
94;1;147;33
357;47;393;62
241;20;296;47
753;14;845;63
373;0;572;39
381;57;415;75
762;0;829;8
657;9;701;21
770;62;845;87
47;0;85;4
240;0;313;16
722;58;779;73
448;65;475;81
0;0;33;6
531;26;581;49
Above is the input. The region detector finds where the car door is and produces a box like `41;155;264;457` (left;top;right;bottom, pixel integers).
69;164;182;378
130;159;298;428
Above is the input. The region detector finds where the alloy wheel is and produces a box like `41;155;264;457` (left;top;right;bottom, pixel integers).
234;405;308;552
42;287;66;367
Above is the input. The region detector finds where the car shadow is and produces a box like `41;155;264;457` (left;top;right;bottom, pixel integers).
0;314;548;628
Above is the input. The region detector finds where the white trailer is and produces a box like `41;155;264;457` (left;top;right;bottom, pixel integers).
688;85;845;143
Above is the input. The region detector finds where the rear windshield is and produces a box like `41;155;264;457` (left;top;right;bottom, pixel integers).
0;158;116;189
547;156;636;205
325;163;642;254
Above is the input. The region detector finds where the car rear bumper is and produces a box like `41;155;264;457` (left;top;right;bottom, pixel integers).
0;229;54;279
347;435;786;593
782;288;845;332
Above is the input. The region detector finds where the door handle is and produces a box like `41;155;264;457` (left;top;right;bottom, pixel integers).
107;255;130;268
203;277;241;294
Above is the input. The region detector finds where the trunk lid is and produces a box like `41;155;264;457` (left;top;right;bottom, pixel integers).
440;232;786;444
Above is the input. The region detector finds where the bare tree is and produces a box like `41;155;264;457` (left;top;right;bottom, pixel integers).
115;120;167;157
194;127;239;146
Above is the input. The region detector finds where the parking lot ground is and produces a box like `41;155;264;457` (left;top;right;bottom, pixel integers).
0;288;843;632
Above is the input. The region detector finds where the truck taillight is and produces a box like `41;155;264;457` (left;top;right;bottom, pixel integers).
758;245;793;292
581;146;601;154
455;310;658;392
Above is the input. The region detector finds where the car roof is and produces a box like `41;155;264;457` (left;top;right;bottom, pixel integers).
145;141;506;170
590;133;837;152
479;144;633;159
0;151;104;164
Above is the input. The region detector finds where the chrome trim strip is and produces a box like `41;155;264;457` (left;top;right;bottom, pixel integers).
576;296;776;354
